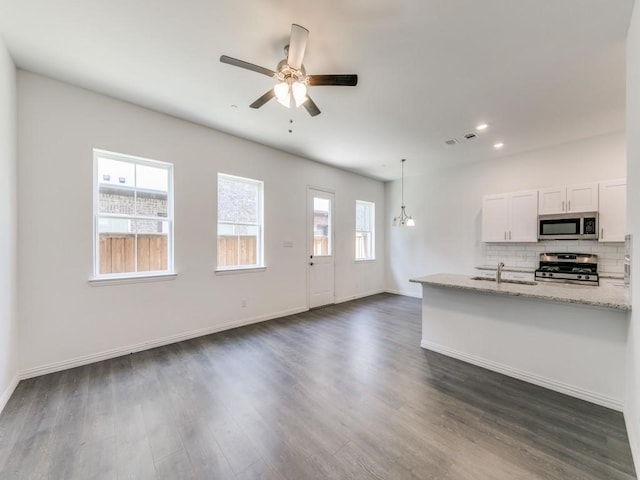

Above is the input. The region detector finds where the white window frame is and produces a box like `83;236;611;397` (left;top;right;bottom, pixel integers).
355;200;375;261
216;173;264;271
91;149;175;282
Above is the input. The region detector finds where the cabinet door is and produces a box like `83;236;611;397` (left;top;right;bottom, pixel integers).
502;271;535;282
482;194;509;242
599;179;626;242
538;187;565;214
566;183;598;213
509;190;538;242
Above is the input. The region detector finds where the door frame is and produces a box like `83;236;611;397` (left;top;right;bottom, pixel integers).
307;186;336;309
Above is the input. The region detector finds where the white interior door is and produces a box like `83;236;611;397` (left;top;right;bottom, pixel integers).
308;188;335;308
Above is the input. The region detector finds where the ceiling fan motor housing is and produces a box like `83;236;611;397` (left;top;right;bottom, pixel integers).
276;59;307;84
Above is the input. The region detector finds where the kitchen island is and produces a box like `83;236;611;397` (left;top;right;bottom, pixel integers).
410;273;630;410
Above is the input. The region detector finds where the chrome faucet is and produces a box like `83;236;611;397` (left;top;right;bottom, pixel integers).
497;262;505;283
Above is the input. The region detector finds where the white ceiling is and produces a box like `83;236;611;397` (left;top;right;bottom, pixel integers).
0;0;634;180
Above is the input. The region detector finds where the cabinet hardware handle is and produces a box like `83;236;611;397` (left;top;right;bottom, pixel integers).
510;231;512;240
504;231;507;240
568;200;571;211
309;262;314;266
562;200;565;211
601;228;604;239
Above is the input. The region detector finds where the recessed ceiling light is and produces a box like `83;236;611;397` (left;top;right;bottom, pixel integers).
476;123;489;131
493;142;504;149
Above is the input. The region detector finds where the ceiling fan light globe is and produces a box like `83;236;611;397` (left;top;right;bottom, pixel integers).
276;95;291;108
292;81;307;106
274;82;289;102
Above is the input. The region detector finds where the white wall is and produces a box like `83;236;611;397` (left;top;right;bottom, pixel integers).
385;131;626;297
0;37;18;411
17;71;385;375
626;0;640;468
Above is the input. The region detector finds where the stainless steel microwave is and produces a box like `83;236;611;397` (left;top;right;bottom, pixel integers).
538;213;598;240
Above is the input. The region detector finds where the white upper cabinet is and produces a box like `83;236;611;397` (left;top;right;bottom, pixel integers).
538;187;565;215
482;194;510;242
538;183;598;214
482;190;538;243
566;183;599;213
599;179;626;242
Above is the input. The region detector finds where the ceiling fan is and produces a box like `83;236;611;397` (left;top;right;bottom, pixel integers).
220;24;358;117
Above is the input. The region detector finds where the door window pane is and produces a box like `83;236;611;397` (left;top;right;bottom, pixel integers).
313;197;331;256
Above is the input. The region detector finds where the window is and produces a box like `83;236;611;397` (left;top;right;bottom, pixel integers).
355;200;375;260
313;196;332;256
217;173;264;270
93;149;174;278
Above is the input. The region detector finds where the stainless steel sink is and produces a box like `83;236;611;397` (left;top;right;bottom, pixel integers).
470;276;537;286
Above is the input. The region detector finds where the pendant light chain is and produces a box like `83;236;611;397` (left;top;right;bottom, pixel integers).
401;159;405;209
393;158;415;227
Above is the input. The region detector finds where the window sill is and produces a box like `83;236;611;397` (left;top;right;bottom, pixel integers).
355;259;376;263
215;266;267;276
89;272;178;286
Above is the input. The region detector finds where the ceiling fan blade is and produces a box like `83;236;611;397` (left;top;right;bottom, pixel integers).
250;89;276;109
220;55;276;77
287;24;309;70
308;74;358;87
303;96;321;117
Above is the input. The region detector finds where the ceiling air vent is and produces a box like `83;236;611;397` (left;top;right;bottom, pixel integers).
444;138;459;146
463;132;477;140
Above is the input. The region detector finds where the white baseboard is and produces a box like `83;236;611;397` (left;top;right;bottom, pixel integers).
385;288;421;299
335;289;385;304
421;340;623;411
0;374;19;414
625;411;640;476
20;306;309;380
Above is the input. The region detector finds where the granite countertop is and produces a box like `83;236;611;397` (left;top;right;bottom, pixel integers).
410;273;630;311
476;265;624;279
600;272;625;280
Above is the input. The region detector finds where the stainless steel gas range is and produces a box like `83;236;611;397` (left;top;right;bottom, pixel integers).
534;253;599;286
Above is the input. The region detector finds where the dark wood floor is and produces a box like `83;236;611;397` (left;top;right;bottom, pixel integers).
0;293;636;479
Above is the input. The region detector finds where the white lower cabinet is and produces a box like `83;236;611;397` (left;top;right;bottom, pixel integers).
475;270;535;282
502;271;535;282
482;190;538;243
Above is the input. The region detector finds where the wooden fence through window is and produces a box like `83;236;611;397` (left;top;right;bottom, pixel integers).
99;234;168;274
217;235;257;267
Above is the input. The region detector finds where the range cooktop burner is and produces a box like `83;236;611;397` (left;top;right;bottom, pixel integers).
540;266;560;272
535;252;599;286
571;268;594;274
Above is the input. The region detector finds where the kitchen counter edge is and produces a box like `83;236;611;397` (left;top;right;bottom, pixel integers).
410;273;630;311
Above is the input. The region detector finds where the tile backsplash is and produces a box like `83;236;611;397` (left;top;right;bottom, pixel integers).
483;241;625;274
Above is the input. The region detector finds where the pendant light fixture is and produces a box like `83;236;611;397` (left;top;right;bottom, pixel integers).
392;159;415;227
